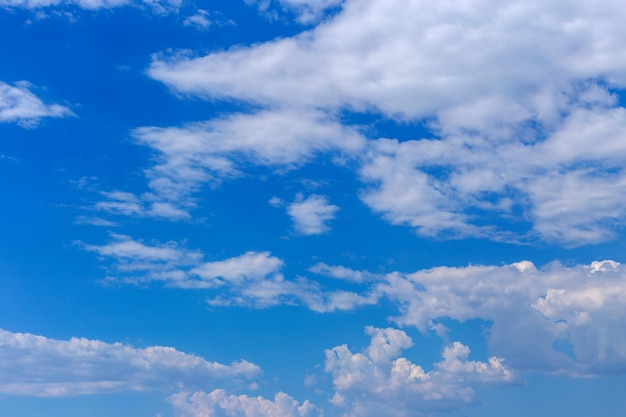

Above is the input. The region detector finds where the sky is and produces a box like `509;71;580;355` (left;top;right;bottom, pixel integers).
2;0;626;416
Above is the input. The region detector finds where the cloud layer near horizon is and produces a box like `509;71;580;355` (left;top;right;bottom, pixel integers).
0;328;259;397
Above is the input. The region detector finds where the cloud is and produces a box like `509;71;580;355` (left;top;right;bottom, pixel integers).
93;109;364;221
324;326;516;417
0;81;73;127
183;9;212;30
377;259;626;376
83;234;626;376
81;234;377;311
0;0;181;13
146;0;626;245
245;0;343;23
169;389;320;417
309;262;378;283
359;104;626;245
287;194;339;235
0;328;260;397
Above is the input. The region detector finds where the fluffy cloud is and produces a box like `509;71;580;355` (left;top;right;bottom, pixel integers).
324;326;516;417
0;328;259;397
287;194;339;235
0;81;73;127
169;389;320;417
377;259;626;376
145;0;626;245
359;104;626;245
83;234;626;376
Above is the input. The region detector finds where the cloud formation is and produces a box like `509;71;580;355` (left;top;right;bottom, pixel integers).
83;234;626;376
377;259;626;376
0;0;180;13
143;0;626;245
324;326;516;417
169;389;320;417
0;328;259;397
287;193;339;235
92;109;364;220
81;234;377;312
0;81;73;127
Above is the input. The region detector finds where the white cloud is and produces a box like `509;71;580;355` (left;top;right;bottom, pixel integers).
169;389;320;417
83;234;626;376
0;0;180;13
245;0;343;23
148;0;626;118
146;0;626;245
287;193;339;235
183;9;212;30
0;81;73;127
96;109;363;220
82;234;376;312
324;326;516;417
377;259;626;376
191;251;284;288
359;105;626;245
0;328;260;397
309;262;377;283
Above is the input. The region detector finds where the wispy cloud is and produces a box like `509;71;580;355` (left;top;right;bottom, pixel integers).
0;328;259;397
0;81;73;127
81;234;378;311
0;0;181;14
91;109;364;221
245;0;343;24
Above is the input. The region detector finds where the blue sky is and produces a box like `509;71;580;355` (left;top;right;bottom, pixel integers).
2;0;626;416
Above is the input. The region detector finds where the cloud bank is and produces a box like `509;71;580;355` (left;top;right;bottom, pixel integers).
0;328;259;397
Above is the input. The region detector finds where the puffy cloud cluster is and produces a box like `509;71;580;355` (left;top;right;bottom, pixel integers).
169;389;320;417
137;0;626;245
0;328;259;397
379;260;626;376
325;327;516;417
83;234;626;377
0;81;73;127
309;259;626;376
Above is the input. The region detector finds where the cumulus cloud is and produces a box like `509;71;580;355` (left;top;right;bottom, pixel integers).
0;81;73;127
376;259;626;376
146;0;626;245
324;326;516;417
82;234;626;376
0;328;259;397
169;389;320;417
287;194;339;235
